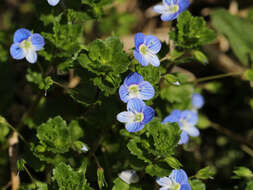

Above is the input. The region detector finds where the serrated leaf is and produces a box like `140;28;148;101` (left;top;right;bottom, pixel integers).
195;166;216;180
37;116;71;154
171;11;216;49
127;138;152;164
52;162;93;190
146;118;181;157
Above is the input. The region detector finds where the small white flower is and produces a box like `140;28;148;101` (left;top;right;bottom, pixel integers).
118;170;139;184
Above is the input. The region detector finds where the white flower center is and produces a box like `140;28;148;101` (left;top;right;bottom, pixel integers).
139;44;148;55
20;37;34;55
134;112;144;122
128;84;140;98
165;4;179;14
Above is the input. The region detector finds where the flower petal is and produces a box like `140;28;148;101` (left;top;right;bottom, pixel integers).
134;33;145;50
156;177;172;187
10;43;25;60
162;110;181;124
178;131;189;144
142;106;155;124
182;125;200;137
145;35;161;54
153;4;167;14
25;50;37;64
192;93;204;109
161;12;179;21
126;122;144;132
119;84;129;103
47;0;60;6
127;98;145;112
170;169;188;184
13;28;31;43
178;0;190;13
124;72;144;86
117;111;135;123
139;81;155;100
181;110;198;125
181;183;192;190
31;33;45;51
119;170;139;184
134;50;148;66
144;52;160;67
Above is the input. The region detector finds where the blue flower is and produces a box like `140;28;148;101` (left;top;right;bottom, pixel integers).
192;93;204;109
47;0;60;6
117;98;155;132
119;72;155;103
153;0;190;21
134;33;161;67
163;110;199;144
156;169;191;190
10;28;45;64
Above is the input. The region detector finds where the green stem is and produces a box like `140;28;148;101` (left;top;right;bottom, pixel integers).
195;71;243;84
24;165;37;183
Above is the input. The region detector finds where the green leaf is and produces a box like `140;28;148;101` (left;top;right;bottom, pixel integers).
211;9;253;66
26;69;53;91
163;156;182;169
170;11;216;49
246;180;253;190
190;179;206;190
193;50;208;65
244;69;253;81
97;168;107;189
36;116;83;154
112;177;130;190
195;166;216;180
78;36;130;95
20;181;48;190
136;64;164;85
127;138;152;164
233;167;253;179
17;159;27;171
146;118;181;157
52;162;93;190
37;116;71;154
112;177;141;190
145;163;171;177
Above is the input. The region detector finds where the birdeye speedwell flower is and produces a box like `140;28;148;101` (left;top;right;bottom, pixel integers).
10;28;45;64
47;0;60;6
192;93;204;110
134;33;161;67
163;110;199;144
119;72;155;103
117;98;155;132
156;169;191;190
153;0;190;21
